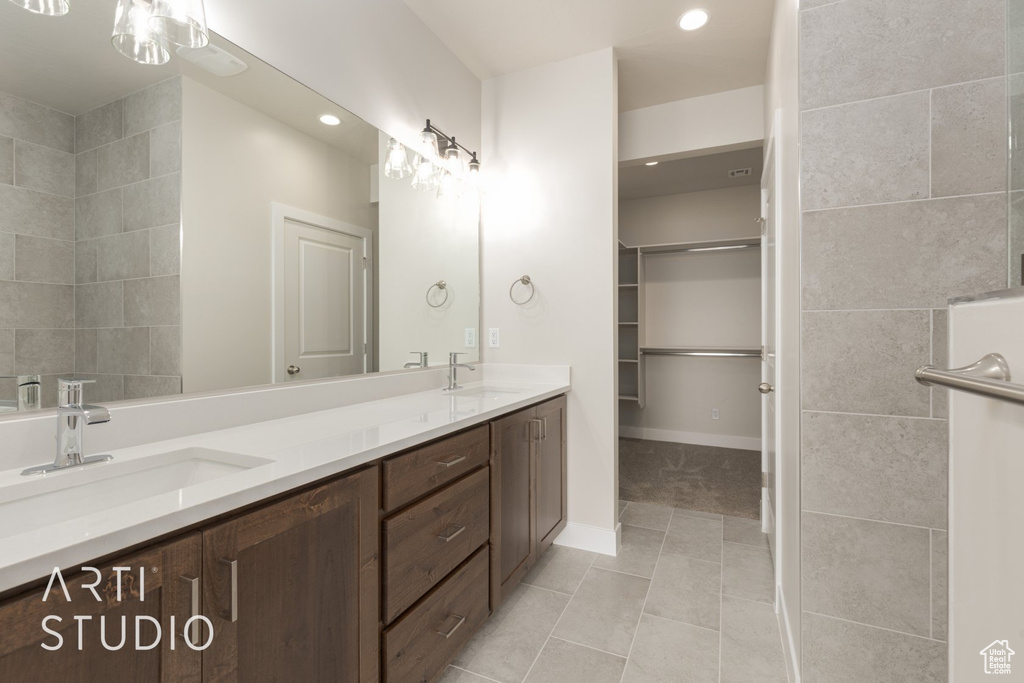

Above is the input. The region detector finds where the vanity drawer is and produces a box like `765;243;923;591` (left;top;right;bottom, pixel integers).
383;547;489;683
383;467;490;624
383;425;490;511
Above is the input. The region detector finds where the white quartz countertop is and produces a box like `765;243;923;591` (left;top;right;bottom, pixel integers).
0;372;570;594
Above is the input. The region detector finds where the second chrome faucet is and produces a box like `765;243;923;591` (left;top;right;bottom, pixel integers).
444;352;475;392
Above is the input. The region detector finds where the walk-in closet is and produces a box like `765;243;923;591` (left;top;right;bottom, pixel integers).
618;147;764;519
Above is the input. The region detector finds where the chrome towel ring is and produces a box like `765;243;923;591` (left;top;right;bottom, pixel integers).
426;280;449;308
509;275;535;305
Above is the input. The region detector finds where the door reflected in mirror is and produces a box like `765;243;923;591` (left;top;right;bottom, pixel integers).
0;2;480;410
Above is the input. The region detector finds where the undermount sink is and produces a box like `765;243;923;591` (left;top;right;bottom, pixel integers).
0;448;273;538
452;386;523;399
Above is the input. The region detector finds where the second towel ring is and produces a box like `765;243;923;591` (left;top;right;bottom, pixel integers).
509;275;535;305
426;280;449;308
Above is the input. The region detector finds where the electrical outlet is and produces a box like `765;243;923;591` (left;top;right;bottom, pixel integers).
488;328;500;348
712;408;720;420
465;328;476;348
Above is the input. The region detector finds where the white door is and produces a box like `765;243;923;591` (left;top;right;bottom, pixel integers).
761;115;780;570
273;204;371;383
947;291;1024;681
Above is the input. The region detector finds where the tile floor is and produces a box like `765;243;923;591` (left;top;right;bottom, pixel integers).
439;502;788;683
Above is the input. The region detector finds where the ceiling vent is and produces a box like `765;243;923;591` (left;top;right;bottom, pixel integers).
728;168;752;178
177;44;248;77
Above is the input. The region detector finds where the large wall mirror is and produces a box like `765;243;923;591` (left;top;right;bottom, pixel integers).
0;2;480;412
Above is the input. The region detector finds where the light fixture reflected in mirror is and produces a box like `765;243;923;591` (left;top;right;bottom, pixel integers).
411;156;438;191
112;0;171;66
384;138;413;180
149;0;208;49
395;120;481;198
8;0;69;16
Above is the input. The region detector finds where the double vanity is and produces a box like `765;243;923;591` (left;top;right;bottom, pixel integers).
0;368;570;682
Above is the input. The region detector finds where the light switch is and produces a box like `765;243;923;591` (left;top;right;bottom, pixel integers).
712;408;720;420
465;328;477;348
488;328;500;348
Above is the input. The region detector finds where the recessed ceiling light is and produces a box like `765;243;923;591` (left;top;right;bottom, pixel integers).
319;114;341;126
645;161;659;166
678;9;710;31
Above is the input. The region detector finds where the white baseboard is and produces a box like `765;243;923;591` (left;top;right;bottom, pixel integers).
553;522;621;557
778;585;801;683
619;426;761;452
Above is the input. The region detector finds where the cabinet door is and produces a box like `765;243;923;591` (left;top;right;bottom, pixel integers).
202;466;379;683
489;407;536;608
0;533;202;682
535;396;568;553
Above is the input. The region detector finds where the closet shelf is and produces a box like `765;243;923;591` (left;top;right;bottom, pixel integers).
636;237;761;255
641;346;761;358
618;358;639;364
618;395;640;402
618;322;639;326
618;283;639;288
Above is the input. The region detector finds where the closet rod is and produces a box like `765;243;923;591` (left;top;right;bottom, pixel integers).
641;347;762;358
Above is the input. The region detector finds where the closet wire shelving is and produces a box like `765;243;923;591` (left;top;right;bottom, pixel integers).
619;236;763;409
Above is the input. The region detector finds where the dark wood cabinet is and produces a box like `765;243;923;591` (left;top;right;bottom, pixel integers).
0;533;202;683
489;395;568;609
201;466;379;683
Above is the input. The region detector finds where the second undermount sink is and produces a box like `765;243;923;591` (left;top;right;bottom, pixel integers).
0;448;273;538
452;386;524;399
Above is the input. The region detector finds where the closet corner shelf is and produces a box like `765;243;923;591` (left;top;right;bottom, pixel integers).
636;236;761;255
641;346;761;359
618;395;640;402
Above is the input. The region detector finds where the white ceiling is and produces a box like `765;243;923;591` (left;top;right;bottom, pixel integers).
0;0;377;163
401;0;774;111
619;147;763;201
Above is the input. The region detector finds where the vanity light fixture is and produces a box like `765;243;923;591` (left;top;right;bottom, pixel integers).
319;114;342;126
8;0;69;16
384;138;413;179
402;120;481;195
112;0;171;66
678;8;709;31
149;0;208;49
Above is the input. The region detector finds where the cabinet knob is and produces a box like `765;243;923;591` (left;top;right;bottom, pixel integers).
287;365;301;376
758;383;774;394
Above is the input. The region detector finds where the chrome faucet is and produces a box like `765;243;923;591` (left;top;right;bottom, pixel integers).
444;352;475;392
404;351;429;369
22;379;113;476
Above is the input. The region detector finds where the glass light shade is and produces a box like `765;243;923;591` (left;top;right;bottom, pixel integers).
384;138;412;180
112;0;171;66
149;0;208;48
419;129;440;158
411;156;438;191
8;0;69;15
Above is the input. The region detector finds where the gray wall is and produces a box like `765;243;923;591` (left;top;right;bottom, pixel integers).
73;77;182;403
0;90;76;406
798;0;1008;679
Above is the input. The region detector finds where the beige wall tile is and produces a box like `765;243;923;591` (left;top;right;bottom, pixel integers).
931;530;948;641
802;412;948;528
800;0;1004;110
75;100;123;154
149;326;181;377
75;239;97;285
75;188;122;240
0;91;74;153
803;512;931;636
932;78;1007;197
0;328;12;375
0;231;12;281
96;132;150;192
75;148;97;198
14;328;74;375
75;281;123;329
96;230;150;282
149;121;181;177
123;374;181;400
802;310;931;416
74;328;97;374
149;224;180;277
124;78;181;137
0;136;11;186
124;275;179;327
15;235;74;285
931;310;949;419
803;612;947;682
123;173;179;231
97;327;150;376
801;92;929;210
0;281;73;328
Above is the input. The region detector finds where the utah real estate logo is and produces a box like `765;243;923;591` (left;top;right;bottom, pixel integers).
980;640;1015;675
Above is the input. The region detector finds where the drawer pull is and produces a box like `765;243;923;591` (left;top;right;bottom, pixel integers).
436;614;467;639
220;558;238;623
437;455;467;468
180;575;201;644
438;524;466;543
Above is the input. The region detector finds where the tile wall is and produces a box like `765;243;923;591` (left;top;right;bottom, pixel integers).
0;78;182;407
798;0;1009;679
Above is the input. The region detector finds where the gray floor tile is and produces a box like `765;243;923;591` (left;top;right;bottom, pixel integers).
663;514;723;563
621;614;719;683
454;583;569;683
552;567;650;656
525;637;626;683
720;596;787;683
620;502;674;531
619;500;628;518
439;667;499;683
723;516;769;548
593;524;665;578
523;545;597;595
644;554;721;631
673;508;724;521
722;542;775;604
